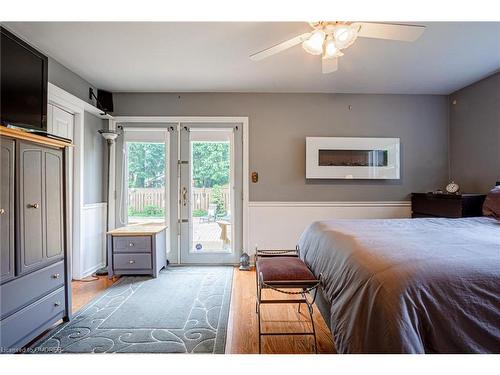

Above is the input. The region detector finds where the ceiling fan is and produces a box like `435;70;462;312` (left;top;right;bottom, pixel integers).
250;22;426;74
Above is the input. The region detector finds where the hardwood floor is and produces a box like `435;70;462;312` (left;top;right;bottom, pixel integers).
70;267;336;354
71;276;118;313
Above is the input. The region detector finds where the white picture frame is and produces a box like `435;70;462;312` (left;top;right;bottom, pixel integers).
306;137;400;179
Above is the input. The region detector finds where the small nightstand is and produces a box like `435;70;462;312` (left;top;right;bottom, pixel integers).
107;224;167;279
411;193;486;218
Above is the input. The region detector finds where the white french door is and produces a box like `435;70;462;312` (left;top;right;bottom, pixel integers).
177;124;242;264
124;130;169;227
121;123;243;265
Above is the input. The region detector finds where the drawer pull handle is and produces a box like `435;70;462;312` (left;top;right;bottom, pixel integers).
129;243;134;247
54;302;61;307
129;260;135;264
0;208;5;215
28;203;40;209
52;273;61;279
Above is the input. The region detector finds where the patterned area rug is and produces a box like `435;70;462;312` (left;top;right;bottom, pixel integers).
32;267;233;353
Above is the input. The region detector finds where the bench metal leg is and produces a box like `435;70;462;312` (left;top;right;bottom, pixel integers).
256;285;319;353
258;301;262;354
305;295;318;354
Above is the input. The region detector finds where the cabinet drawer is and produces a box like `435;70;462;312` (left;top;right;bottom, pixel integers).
1;261;65;319
412;196;462;218
0;287;65;349
113;236;151;253
113;253;152;270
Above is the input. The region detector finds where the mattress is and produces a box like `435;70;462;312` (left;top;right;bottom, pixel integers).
298;216;500;353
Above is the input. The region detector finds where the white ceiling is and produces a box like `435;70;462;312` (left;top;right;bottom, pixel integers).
4;22;500;94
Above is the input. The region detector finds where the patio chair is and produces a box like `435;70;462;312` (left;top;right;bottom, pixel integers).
200;203;217;223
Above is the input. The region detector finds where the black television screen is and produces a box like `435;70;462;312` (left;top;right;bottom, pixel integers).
1;27;48;131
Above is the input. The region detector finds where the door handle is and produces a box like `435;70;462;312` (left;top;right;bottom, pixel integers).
182;187;188;207
0;208;5;215
27;203;40;209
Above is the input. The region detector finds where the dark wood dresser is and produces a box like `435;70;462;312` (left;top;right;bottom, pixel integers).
411;193;486;218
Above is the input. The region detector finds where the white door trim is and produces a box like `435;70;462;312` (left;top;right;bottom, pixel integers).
113;116;250;255
48;83;112;280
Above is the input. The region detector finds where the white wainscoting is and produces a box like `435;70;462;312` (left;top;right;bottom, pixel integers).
78;203;107;279
247;201;411;252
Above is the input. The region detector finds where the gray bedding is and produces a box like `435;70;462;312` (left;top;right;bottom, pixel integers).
298;217;500;353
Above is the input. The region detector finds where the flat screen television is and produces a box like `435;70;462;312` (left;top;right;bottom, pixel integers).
1;27;48;132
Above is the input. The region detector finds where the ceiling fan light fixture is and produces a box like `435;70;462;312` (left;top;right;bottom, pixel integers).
324;36;342;58
302;29;325;55
333;24;358;49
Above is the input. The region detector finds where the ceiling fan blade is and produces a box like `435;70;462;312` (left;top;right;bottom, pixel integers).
354;22;425;42
322;57;338;74
250;32;311;61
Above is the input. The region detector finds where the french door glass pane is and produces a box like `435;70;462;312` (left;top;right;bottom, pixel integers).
190;139;232;253
127;141;166;225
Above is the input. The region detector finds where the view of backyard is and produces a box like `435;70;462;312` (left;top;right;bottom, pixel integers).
127;141;166;224
127;140;232;252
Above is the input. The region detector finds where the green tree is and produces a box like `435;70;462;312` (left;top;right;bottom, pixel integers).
128;142;165;188
211;185;226;217
192;142;229;188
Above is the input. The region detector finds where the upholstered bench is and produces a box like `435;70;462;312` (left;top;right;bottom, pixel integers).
255;248;322;354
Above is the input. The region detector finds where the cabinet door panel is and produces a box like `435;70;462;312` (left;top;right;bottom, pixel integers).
51;106;74;141
44;150;64;259
18;143;44;274
1;138;15;283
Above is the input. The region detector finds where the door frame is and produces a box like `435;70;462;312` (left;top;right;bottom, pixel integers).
48;83;113;279
112;116;250;264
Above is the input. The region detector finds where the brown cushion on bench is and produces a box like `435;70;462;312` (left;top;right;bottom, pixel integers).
257;257;316;282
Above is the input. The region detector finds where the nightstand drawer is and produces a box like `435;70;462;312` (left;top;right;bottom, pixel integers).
411;193;486;218
113;253;152;270
412;196;461;218
113;236;152;253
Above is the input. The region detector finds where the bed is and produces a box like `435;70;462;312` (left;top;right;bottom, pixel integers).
298;216;500;353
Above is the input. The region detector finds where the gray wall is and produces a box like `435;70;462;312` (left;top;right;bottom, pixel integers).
83;111;107;204
113;93;449;201
449;72;500;193
48;57;96;105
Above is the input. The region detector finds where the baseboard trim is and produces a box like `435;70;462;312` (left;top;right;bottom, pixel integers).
79;262;105;280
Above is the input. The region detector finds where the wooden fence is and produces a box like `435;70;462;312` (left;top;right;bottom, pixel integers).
191;187;230;212
128;187;230;212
